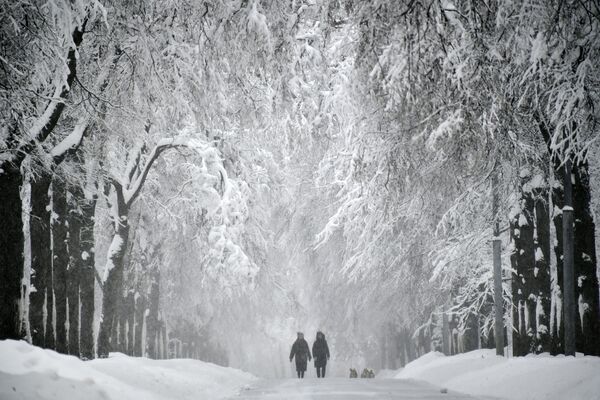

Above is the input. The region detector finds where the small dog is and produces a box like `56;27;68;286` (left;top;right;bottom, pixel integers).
349;368;358;378
360;368;375;378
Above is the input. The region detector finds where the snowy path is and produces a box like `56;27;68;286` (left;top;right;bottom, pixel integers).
229;378;486;399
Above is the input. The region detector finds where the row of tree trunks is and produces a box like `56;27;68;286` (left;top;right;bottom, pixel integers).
106;280;168;360
0;20;86;340
26;168;97;358
536;122;600;356
548;162;600;356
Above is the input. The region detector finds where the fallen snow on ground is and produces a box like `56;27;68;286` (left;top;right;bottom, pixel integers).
0;340;256;400
396;349;600;400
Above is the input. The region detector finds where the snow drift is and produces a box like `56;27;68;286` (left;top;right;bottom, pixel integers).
395;349;600;400
0;340;256;400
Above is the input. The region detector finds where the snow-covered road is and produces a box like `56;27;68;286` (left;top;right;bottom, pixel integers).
229;378;484;399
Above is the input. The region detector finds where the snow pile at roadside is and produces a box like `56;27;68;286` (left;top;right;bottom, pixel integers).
0;340;256;400
396;349;600;400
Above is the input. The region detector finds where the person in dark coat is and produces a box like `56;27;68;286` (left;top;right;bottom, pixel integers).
289;332;311;378
312;331;330;378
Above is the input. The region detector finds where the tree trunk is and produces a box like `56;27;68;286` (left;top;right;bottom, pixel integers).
163;322;168;359
563;161;576;356
550;180;565;355
44;183;56;350
52;178;69;354
125;291;135;355
380;329;387;369
404;328;415;362
572;162;600;356
442;305;450;355
510;173;536;356
134;293;146;357
0;167;25;340
66;188;82;356
463;312;479;352
79;196;96;360
533;185;552;353
147;270;160;359
492;170;504;356
118;302;127;353
98;223;130;357
29;173;52;346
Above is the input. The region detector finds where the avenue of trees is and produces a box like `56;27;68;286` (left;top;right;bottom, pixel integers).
311;0;600;365
1;0;599;371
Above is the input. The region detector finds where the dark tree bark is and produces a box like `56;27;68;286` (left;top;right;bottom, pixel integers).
147;270;160;359
29;173;52;346
66;191;82;357
161;321;168;359
125;291;135;355
462;312;479;352
492;170;504;356
0;166;25;340
572;163;600;355
97;204;130;357
532;186;552;353
79;196;97;360
121;306;128;353
550;182;565;355
510;175;536;356
52;178;69;354
44;182;56;350
442;304;450;355
134;294;146;357
563;161;576;356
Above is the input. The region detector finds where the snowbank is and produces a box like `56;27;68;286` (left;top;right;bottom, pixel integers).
395;349;600;400
0;340;256;400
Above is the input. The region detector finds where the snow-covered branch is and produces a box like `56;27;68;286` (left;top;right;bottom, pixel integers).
122;137;217;206
14;21;87;164
50;48;118;162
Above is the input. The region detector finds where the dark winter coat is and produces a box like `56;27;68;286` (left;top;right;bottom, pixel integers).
290;338;311;372
312;331;330;367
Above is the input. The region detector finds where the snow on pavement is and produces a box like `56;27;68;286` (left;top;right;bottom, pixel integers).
229;378;485;399
0;340;256;400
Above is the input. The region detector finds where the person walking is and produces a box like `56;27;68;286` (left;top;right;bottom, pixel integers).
312;331;330;378
289;332;311;378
